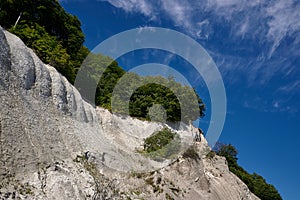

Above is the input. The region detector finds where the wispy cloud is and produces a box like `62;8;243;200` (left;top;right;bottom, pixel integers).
204;0;300;57
161;0;192;28
266;0;300;57
100;0;300;56
100;0;300;112
99;0;155;19
278;80;300;93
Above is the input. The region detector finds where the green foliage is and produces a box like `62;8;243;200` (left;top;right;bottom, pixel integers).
9;22;76;82
96;60;126;109
214;142;238;162
147;104;167;122
1;0;86;83
0;0;84;53
144;128;176;153
215;143;282;200
130;83;181;122
141;128;181;161
128;76;205;123
81;53;205;123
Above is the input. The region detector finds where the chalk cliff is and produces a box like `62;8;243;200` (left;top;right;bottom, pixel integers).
0;27;259;200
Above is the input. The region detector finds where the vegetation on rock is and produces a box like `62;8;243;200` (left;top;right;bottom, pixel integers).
79;54;205;123
140;128;181;161
214;143;282;200
0;0;87;84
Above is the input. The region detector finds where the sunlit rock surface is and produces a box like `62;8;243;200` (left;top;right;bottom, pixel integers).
0;26;259;200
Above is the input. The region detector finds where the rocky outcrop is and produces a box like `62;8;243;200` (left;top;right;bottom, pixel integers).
0;26;259;199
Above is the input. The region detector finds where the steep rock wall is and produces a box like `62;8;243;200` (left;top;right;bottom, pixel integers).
0;26;259;200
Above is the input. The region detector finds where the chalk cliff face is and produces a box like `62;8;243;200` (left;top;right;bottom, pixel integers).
0;27;259;200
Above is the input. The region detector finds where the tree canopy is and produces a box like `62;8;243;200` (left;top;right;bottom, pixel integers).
80;53;205;123
0;0;87;83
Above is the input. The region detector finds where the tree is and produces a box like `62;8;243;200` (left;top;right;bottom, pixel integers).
215;143;282;200
214;142;238;161
9;22;75;82
1;0;86;83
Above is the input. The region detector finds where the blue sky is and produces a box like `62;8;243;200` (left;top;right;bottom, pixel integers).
60;0;300;199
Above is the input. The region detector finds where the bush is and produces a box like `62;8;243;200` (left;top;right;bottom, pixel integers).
144;128;176;153
142;128;181;161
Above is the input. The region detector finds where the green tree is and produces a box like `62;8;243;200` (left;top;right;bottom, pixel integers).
215;143;282;200
0;0;86;83
9;22;75;82
82;54;205;123
214;142;238;161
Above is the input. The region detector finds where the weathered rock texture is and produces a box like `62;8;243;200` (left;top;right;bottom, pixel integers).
0;27;259;199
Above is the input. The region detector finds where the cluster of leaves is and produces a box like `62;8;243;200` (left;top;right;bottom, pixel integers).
214;143;282;200
119;75;205;123
115;73;205;123
141;128;181;161
129;82;202;123
144;128;176;153
0;0;88;83
80;54;205;123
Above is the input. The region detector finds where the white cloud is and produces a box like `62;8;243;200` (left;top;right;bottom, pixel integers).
161;0;192;28
101;0;300;100
100;0;195;34
236;17;249;38
278;81;300;93
100;0;300;51
273;101;279;108
266;0;300;57
205;0;300;57
196;19;210;39
99;0;154;18
206;0;250;17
